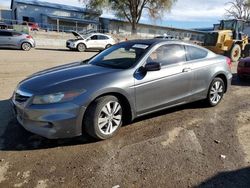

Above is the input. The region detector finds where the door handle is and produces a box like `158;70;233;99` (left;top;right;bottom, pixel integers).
182;68;192;72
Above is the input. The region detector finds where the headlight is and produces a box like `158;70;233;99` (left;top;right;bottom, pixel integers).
32;90;85;104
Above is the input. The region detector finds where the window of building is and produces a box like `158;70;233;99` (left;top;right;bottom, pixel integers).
185;46;208;61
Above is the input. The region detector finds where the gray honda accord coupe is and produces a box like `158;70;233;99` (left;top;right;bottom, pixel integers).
12;39;232;140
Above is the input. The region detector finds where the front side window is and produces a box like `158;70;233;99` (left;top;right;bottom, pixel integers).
89;43;150;69
90;35;98;40
186;46;208;61
147;44;186;66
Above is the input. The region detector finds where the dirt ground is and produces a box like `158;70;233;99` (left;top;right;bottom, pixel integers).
0;47;250;188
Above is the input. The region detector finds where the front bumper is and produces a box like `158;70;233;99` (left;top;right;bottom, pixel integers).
66;41;76;49
12;100;86;139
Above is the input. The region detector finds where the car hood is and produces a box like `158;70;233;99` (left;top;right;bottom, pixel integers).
72;31;85;40
19;62;117;94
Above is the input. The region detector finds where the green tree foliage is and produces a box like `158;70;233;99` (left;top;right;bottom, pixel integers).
80;0;177;34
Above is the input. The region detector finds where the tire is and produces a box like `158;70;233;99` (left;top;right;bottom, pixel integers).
77;43;86;52
105;44;112;49
242;45;250;58
228;44;241;62
206;78;225;107
21;42;31;51
84;95;123;140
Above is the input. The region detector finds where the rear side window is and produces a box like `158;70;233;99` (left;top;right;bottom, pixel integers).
186;46;208;61
12;32;22;37
0;31;12;36
98;35;109;40
147;44;186;66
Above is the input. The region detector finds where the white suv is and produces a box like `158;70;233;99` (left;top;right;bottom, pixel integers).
66;32;116;52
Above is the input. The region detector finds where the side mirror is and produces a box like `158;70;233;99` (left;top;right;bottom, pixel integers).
144;62;161;71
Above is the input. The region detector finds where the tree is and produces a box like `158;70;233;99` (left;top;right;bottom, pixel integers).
225;0;250;20
80;0;177;34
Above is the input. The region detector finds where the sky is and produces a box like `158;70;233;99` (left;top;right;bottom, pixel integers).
0;0;231;29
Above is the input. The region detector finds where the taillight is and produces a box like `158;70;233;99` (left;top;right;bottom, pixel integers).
26;35;32;39
226;57;232;70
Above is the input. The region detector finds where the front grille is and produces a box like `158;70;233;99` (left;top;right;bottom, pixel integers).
204;32;218;46
15;93;30;103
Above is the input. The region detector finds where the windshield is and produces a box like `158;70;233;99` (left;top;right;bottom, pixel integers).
89;42;150;69
220;20;235;30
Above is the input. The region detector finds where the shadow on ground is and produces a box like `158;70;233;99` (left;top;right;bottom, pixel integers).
0;99;96;151
36;48;101;52
197;167;250;188
0;98;209;151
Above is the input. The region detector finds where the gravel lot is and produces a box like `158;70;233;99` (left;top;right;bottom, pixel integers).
0;47;250;188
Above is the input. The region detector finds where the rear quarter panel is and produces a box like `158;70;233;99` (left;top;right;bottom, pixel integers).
190;55;231;100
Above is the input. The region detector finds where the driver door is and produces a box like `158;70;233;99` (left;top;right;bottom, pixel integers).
86;34;99;49
134;44;194;115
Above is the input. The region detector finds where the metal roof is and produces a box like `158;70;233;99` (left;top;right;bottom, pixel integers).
11;0;101;15
100;17;206;34
45;14;98;24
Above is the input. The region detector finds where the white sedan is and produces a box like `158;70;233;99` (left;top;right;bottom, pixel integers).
66;32;116;52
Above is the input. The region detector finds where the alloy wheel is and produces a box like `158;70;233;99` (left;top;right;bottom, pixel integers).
78;44;86;52
98;101;122;135
22;43;31;51
209;81;224;105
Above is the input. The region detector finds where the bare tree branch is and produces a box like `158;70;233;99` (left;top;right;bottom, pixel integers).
225;0;250;20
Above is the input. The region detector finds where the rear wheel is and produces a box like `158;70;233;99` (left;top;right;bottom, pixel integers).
206;78;225;107
228;44;241;62
84;96;123;140
21;42;31;51
77;43;86;52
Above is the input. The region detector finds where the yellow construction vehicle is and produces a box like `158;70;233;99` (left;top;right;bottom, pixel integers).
203;19;250;61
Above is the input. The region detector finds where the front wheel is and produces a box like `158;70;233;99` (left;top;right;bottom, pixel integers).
206;78;225;107
21;42;32;51
84;96;123;140
77;43;86;52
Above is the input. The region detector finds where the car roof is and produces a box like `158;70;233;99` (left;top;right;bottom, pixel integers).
121;39;179;45
119;39;212;53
